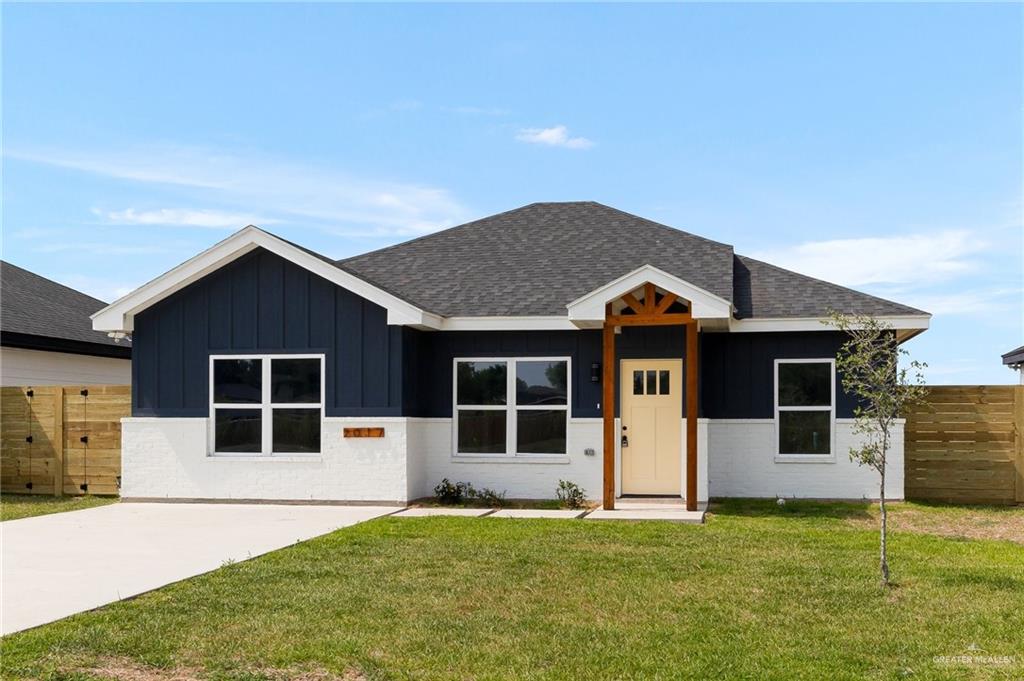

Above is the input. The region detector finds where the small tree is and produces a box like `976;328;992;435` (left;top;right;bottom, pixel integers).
828;312;927;586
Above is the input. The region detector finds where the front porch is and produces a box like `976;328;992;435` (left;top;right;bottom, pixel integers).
566;265;732;512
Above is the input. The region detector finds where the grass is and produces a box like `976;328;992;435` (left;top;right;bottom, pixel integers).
0;494;117;521
2;499;1023;680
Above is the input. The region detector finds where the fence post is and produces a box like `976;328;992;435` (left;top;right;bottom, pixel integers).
1016;385;1024;504
53;387;64;497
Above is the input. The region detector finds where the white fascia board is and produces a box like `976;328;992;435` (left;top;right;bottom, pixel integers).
728;315;931;334
439;316;578;331
566;264;733;323
91;226;441;332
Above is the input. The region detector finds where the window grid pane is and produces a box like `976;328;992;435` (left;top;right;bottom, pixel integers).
214;408;262;453
272;408;321;453
456;362;507;406
646;370;656;395
778;363;832;407
213;359;262;404
659;370;670;395
516;361;567;406
457;410;507;454
516;409;567;454
271;358;321;404
779;410;831;454
633;370;644;395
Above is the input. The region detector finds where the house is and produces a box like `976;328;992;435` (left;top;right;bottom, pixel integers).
1002;345;1024;383
1;261;131;386
92;202;929;508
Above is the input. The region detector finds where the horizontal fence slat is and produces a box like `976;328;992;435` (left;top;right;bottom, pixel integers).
905;385;1022;505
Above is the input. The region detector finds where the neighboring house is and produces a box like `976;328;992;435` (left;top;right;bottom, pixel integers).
1003;345;1024;384
1;261;131;386
92;202;930;507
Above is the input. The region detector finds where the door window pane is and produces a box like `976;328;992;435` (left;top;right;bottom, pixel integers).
516;361;567;405
633;370;644;395
271;358;321;403
778;363;831;407
516;410;567;454
272;408;321;453
456;362;507;405
457;410;506;453
214;409;262;452
659;370;670;395
646;370;656;395
213;359;262;404
779;411;831;454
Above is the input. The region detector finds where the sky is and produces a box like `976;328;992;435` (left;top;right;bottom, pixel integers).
2;3;1021;384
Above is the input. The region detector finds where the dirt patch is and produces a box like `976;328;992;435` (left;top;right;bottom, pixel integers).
846;505;1024;544
79;657;367;681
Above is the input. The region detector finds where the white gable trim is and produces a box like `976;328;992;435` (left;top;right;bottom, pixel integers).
91;226;442;333
565;264;733;324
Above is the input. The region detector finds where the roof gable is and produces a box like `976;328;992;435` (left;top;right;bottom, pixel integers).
92;226;440;333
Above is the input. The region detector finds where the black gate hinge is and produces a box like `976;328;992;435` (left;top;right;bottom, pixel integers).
80;435;89;444
25;435;33;443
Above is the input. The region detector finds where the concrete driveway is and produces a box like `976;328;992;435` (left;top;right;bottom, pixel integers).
1;502;401;636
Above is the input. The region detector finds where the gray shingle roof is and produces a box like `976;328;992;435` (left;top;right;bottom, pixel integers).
1;261;129;348
339;202;926;320
340;202;735;316
1002;345;1024;366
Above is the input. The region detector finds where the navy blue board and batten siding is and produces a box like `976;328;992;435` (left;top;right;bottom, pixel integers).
131;248;404;417
131;247;858;419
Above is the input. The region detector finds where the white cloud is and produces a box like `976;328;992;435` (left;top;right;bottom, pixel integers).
515;125;593;150
750;230;987;287
96;208;275;229
8;145;471;237
893;287;1023;318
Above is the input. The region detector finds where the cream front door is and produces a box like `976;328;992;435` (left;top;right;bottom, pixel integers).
620;359;683;495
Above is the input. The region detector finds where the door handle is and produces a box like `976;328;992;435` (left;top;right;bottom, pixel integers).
621;425;628;447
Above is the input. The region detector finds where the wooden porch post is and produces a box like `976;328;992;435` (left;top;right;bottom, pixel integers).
602;308;616;510
685;320;698;511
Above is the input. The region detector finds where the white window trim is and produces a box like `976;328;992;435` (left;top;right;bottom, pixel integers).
452;357;571;460
208;353;325;457
774;358;836;463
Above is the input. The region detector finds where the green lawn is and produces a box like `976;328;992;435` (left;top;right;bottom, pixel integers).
0;494;116;521
2;500;1022;680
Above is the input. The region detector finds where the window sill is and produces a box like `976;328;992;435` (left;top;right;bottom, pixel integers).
451;454;571;465
206;454;323;463
774;454;835;464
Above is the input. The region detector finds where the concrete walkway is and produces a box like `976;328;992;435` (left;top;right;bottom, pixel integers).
1;502;401;636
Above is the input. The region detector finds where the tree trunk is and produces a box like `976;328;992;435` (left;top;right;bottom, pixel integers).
879;429;890;587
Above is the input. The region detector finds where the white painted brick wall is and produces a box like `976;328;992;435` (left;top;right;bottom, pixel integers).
707;419;905;500
121;417;411;502
406;418;604;501
121;416;900;503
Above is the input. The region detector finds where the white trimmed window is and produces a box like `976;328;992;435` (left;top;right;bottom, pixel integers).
209;354;324;456
453;358;570;457
774;359;835;460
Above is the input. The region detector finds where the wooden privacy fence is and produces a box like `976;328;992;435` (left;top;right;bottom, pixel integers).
1;385;130;496
905;385;1024;505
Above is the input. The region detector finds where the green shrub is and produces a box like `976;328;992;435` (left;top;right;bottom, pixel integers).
433;478;469;504
556;480;587;509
